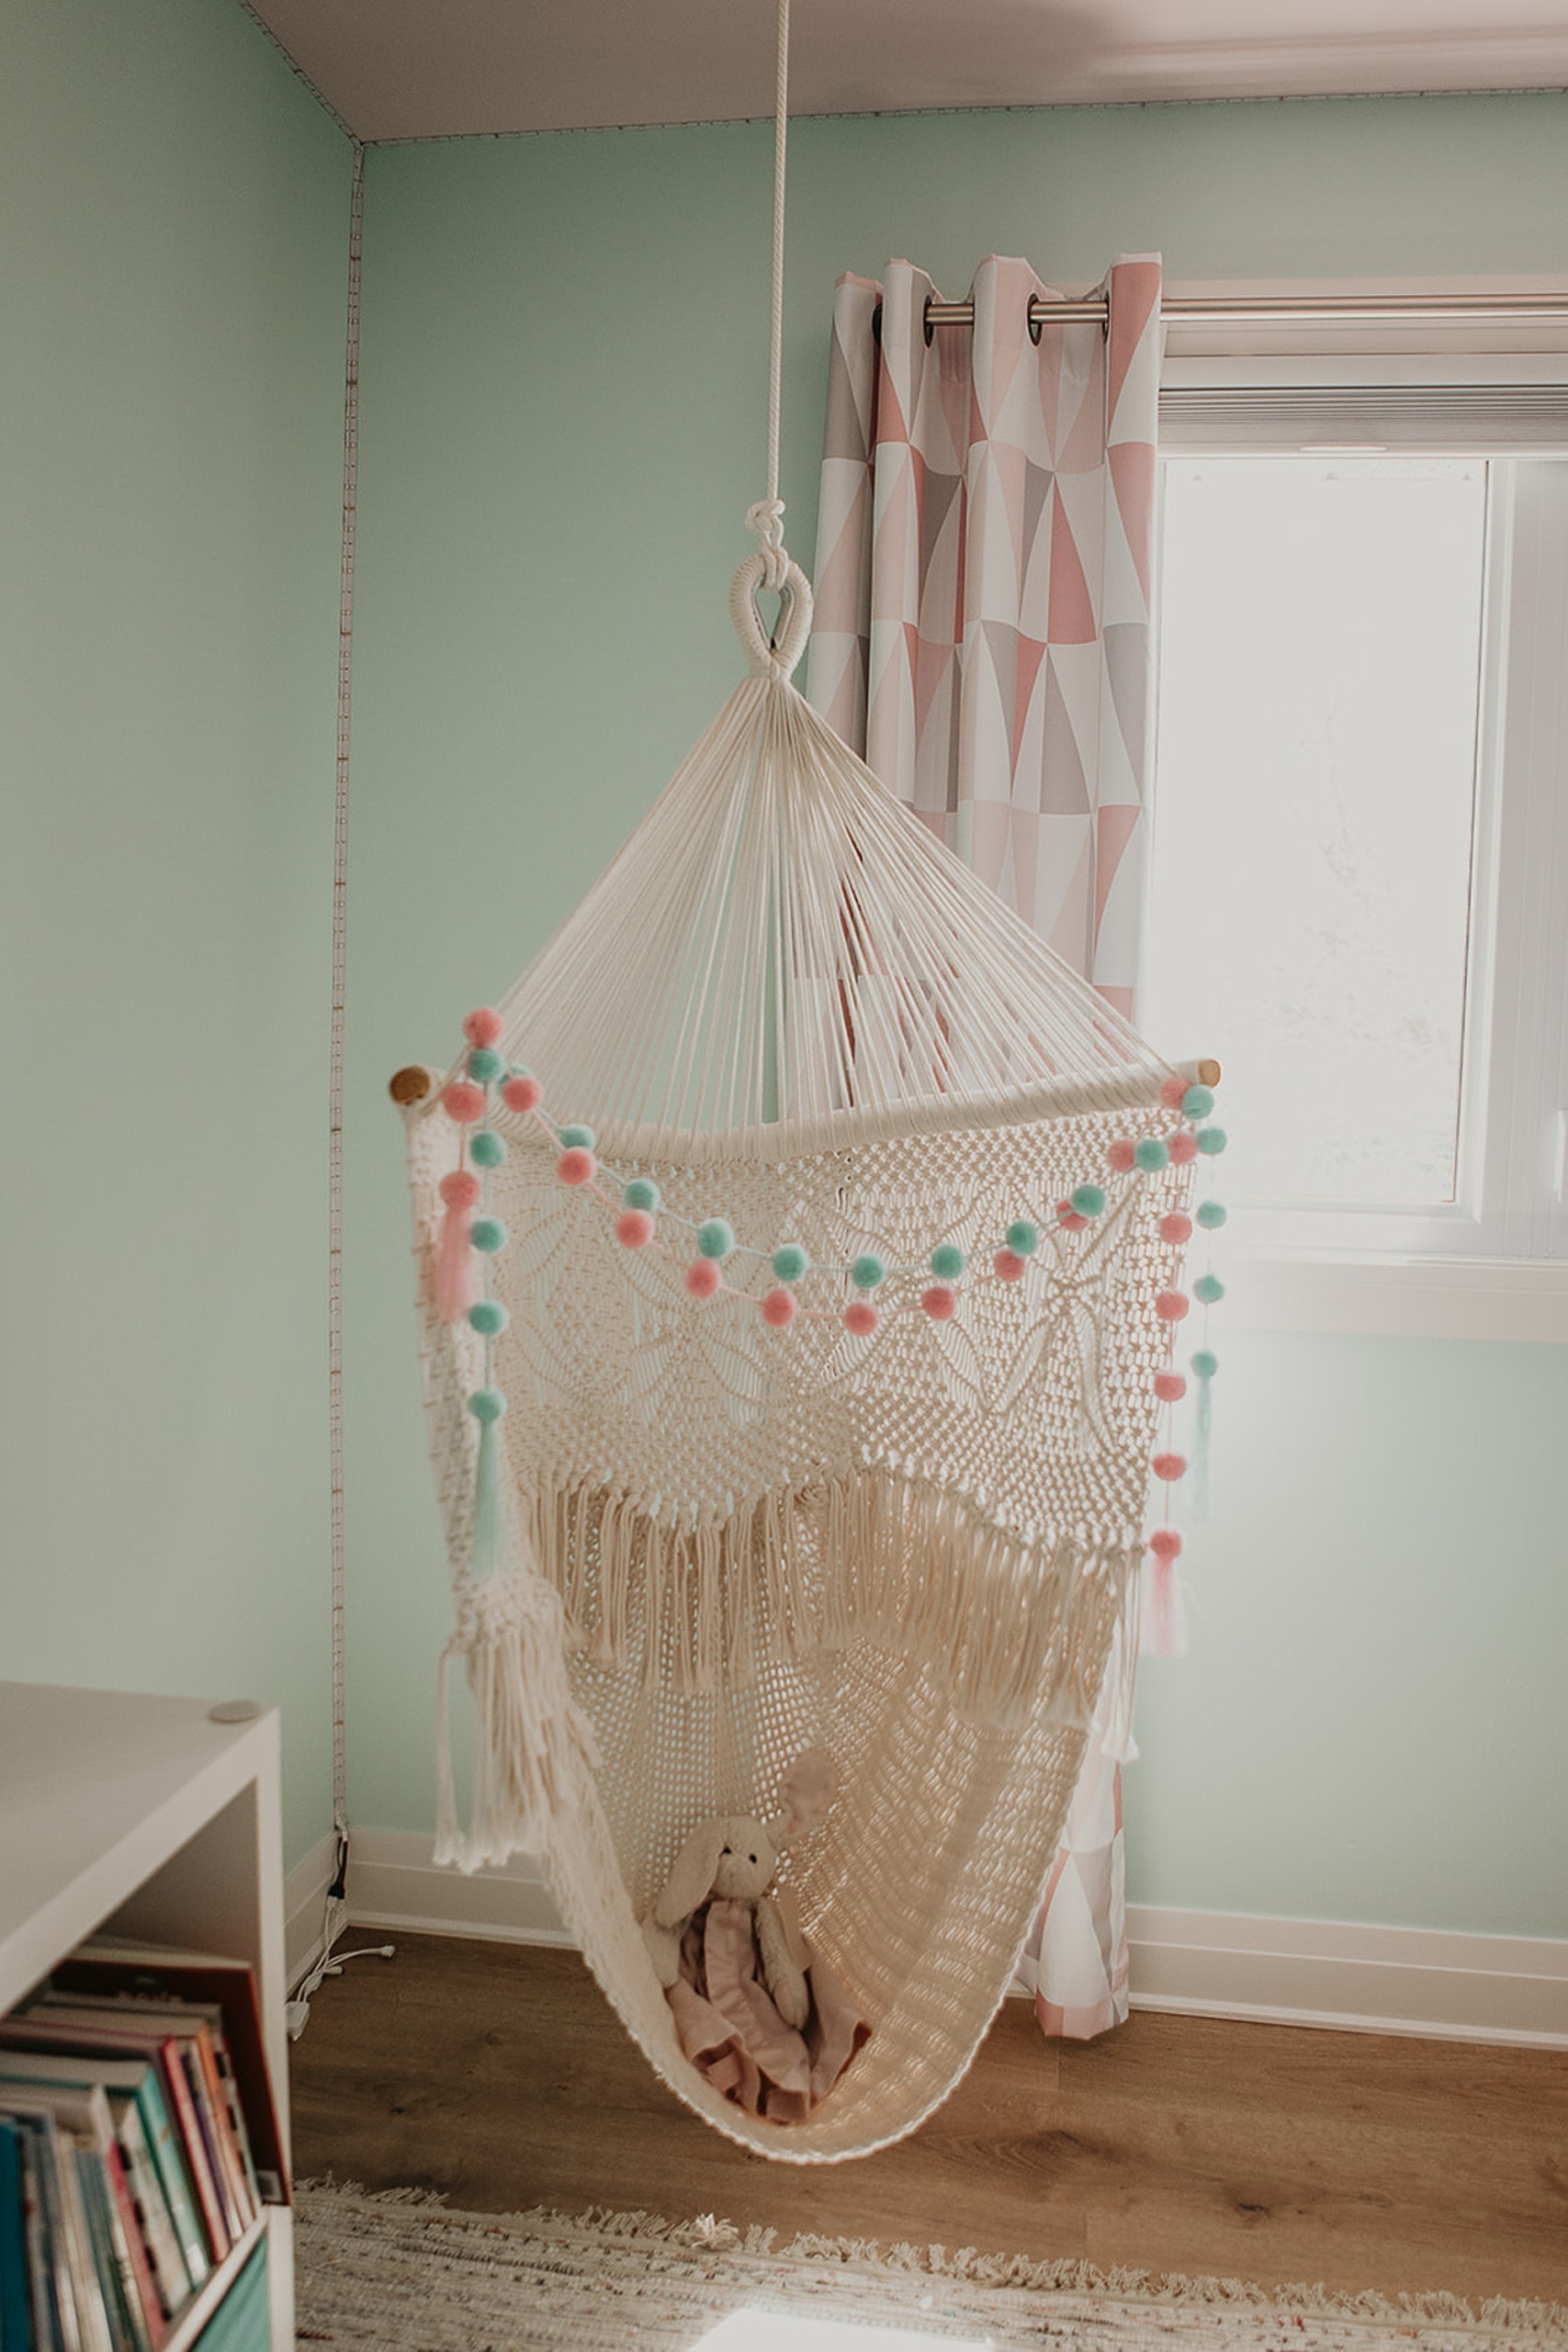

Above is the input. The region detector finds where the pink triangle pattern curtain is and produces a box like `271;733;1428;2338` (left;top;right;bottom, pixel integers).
805;251;1162;2040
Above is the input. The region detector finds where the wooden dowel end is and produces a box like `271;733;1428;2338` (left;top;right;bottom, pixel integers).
1197;1057;1222;1088
389;1064;434;1106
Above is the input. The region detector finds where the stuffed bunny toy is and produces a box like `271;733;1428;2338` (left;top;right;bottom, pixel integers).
641;1748;835;2031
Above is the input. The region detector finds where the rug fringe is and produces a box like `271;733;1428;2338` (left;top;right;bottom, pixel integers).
294;2180;1568;2333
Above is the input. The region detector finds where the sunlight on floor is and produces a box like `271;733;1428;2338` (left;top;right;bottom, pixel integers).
693;2309;992;2350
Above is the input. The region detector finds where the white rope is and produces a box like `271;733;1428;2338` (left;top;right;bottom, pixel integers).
289;139;395;2038
767;0;789;511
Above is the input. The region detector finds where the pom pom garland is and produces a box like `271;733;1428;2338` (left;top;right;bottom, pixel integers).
1106;1139;1136;1173
1005;1219;1039;1259
1181;1084;1214;1119
438;1169;481;1209
1168;1132;1199;1165
1194;1273;1225;1306
697;1218;736;1261
558;1148;596;1186
993;1250;1027;1283
852;1253;886;1291
761;1287;796;1329
1134;1136;1169;1173
1190;1348;1219;1379
1159;1212;1192;1245
1153;1370;1186;1402
467;1385;507;1423
463;1008;504;1048
1197;1125;1228;1157
1158;1074;1190;1110
685;1259;722;1299
1056;1203;1089;1232
921;1284;957;1320
1152;1452;1188;1482
1155;1288;1190;1322
441;1080;487;1125
1070;1182;1105;1217
773;1242;809;1281
468;1299;509;1336
929;1243;964;1280
1147;1527;1183;1563
843;1301;878;1337
558;1124;596;1151
501;1073;543;1114
469;1216;508;1253
467;1046;506;1084
469;1128;506;1169
615;1209;655;1249
1196;1200;1227;1230
623;1177;660;1212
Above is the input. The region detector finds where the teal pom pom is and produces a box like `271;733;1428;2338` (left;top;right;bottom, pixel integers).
1197;1125;1228;1157
467;1385;506;1423
1190;1348;1218;1379
1069;1182;1105;1218
930;1242;964;1280
697;1217;735;1261
469;1216;508;1253
1005;1219;1039;1259
1195;1199;1227;1229
1181;1083;1214;1119
558;1124;596;1151
623;1177;660;1213
1194;1273;1225;1305
773;1242;809;1282
1133;1136;1169;1172
852;1253;886;1290
469;1128;506;1169
468;1299;509;1337
467;1046;505;1084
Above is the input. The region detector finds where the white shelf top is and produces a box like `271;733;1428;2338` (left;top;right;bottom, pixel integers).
0;1681;278;2013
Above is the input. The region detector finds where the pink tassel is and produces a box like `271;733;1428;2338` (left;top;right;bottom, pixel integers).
435;1170;481;1321
1140;1556;1190;1657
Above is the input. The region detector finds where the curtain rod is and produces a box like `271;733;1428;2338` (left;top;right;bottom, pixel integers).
913;292;1568;331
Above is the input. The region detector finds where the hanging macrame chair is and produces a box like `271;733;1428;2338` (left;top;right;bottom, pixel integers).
392;0;1215;2165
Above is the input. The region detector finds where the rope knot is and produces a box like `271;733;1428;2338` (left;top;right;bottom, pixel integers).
746;498;790;590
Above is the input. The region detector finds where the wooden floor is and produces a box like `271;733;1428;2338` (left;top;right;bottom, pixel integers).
290;1931;1568;2309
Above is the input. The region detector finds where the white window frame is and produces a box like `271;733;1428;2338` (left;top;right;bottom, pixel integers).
1151;298;1568;1341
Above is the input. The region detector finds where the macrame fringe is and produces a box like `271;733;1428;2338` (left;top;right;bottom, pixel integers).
525;1469;1141;1734
434;1562;602;1873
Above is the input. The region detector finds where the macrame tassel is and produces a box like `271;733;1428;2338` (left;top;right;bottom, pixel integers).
434;1170;480;1321
1098;1569;1143;1762
1140;1553;1190;1658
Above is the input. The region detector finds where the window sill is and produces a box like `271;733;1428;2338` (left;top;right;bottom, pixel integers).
1220;1251;1568;1343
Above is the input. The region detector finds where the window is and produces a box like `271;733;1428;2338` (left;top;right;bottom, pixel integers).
1139;345;1568;1336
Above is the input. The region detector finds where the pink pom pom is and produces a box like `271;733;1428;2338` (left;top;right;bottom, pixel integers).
558;1147;596;1186
1156;1288;1190;1322
1159;1212;1193;1245
442;1080;486;1125
463;1008;504;1048
615;1209;654;1249
686;1259;722;1299
993;1250;1027;1283
438;1169;481;1209
1056;1200;1089;1232
1107;1139;1136;1173
1153;1370;1187;1402
1168;1131;1199;1165
1159;1074;1189;1110
1147;1526;1183;1563
501;1073;543;1115
1152;1452;1188;1482
761;1287;796;1329
844;1300;878;1337
921;1284;956;1320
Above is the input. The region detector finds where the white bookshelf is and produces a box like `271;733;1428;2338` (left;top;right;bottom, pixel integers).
0;1681;295;2351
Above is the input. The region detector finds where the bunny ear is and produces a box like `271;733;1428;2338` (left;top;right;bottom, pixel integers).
778;1747;836;1839
652;1818;728;1928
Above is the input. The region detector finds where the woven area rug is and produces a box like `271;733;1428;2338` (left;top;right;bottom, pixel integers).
294;2182;1567;2351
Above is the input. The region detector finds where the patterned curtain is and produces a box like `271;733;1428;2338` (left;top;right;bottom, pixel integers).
806;251;1162;2039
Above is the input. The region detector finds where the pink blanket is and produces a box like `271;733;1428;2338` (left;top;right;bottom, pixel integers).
664;1896;871;2122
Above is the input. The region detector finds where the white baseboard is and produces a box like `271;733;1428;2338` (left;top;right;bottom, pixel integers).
284;1833;336;1987
281;1831;1568;2048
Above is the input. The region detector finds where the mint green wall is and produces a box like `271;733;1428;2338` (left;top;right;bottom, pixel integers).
0;0;351;1865
346;93;1568;1937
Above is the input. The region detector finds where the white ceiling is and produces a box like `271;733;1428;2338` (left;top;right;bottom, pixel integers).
247;0;1568;142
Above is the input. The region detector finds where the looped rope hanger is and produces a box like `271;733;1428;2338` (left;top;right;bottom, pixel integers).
736;0;811;662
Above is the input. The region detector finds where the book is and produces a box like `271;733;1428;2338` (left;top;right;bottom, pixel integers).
73;2146;143;2352
54;1948;286;2200
14;2120;59;2352
0;2051;207;2291
0;2104;106;2352
0;2117;34;2352
12;2112;79;2352
107;2095;188;2322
